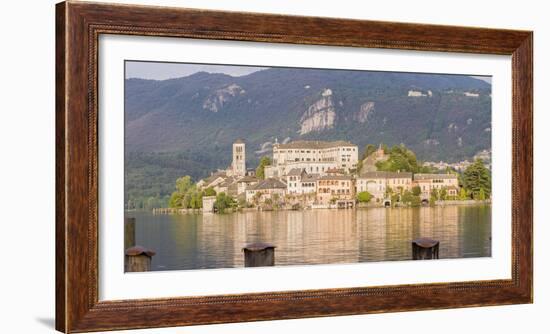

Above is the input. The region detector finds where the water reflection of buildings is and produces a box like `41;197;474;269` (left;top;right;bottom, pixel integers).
357;206;462;262
136;205;491;271
226;210;361;266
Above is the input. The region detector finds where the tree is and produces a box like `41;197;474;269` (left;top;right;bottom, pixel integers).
355;159;363;174
477;188;486;201
412;185;421;196
401;190;421;207
182;192;192;208
168;191;183;208
430;188;439;206
272;193;280;206
439;188;447;200
459;187;468;200
375;144;422;173
390;194;399;206
357;191;373;203
255;156;272;179
214;192;235;213
253;192;262;206
401;190;414;204
362;144;376;159
189;190;202;209
463;159;491;199
175;176;193;194
238;197;247;208
203;187;216;196
410;195;421;207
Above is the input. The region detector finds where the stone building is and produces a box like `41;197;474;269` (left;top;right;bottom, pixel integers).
316;175;355;207
285;168;318;195
213;176;238;196
245;178;287;204
413;173;459;199
236;176;259;195
202;196;216;213
265;140;358;178
356;171;413;202
196;171;227;190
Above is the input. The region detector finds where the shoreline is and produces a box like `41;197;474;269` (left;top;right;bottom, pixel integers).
149;200;491;215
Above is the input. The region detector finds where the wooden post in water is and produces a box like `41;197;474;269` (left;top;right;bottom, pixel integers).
124;217;136;250
243;243;276;267
412;238;439;260
125;246;155;272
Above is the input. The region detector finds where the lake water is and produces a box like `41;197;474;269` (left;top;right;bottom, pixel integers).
129;205;491;271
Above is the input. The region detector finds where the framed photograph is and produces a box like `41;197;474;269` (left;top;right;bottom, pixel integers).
56;1;532;332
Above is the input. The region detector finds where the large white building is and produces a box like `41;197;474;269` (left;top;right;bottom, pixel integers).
265;140;358;178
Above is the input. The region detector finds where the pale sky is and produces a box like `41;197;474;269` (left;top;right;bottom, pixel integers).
125;61;266;80
125;60;491;84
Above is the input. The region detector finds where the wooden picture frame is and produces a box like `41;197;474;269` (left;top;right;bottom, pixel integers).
56;1;533;332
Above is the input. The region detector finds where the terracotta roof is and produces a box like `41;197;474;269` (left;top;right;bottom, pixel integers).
276;140;356;150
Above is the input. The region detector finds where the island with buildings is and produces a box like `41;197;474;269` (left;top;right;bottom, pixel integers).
159;138;490;214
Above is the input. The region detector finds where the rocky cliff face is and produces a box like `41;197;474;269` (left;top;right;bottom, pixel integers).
202;83;245;112
299;88;336;135
355;102;375;123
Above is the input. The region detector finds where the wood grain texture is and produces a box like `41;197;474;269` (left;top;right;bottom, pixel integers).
55;1;533;332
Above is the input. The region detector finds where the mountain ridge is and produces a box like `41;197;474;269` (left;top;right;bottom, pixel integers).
124;67;491;200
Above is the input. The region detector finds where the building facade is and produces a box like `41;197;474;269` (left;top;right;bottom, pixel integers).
316;175;355;206
356;171;413;202
245;178;287;204
236;176;259;195
265;140;358;178
285;168;318;195
413;173;459;199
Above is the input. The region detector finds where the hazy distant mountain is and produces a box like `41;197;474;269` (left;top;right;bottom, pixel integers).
125;68;491;200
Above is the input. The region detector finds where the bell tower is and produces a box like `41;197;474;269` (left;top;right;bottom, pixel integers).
232;139;246;176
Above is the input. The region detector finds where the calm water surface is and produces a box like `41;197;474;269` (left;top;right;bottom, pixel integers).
130;205;491;271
